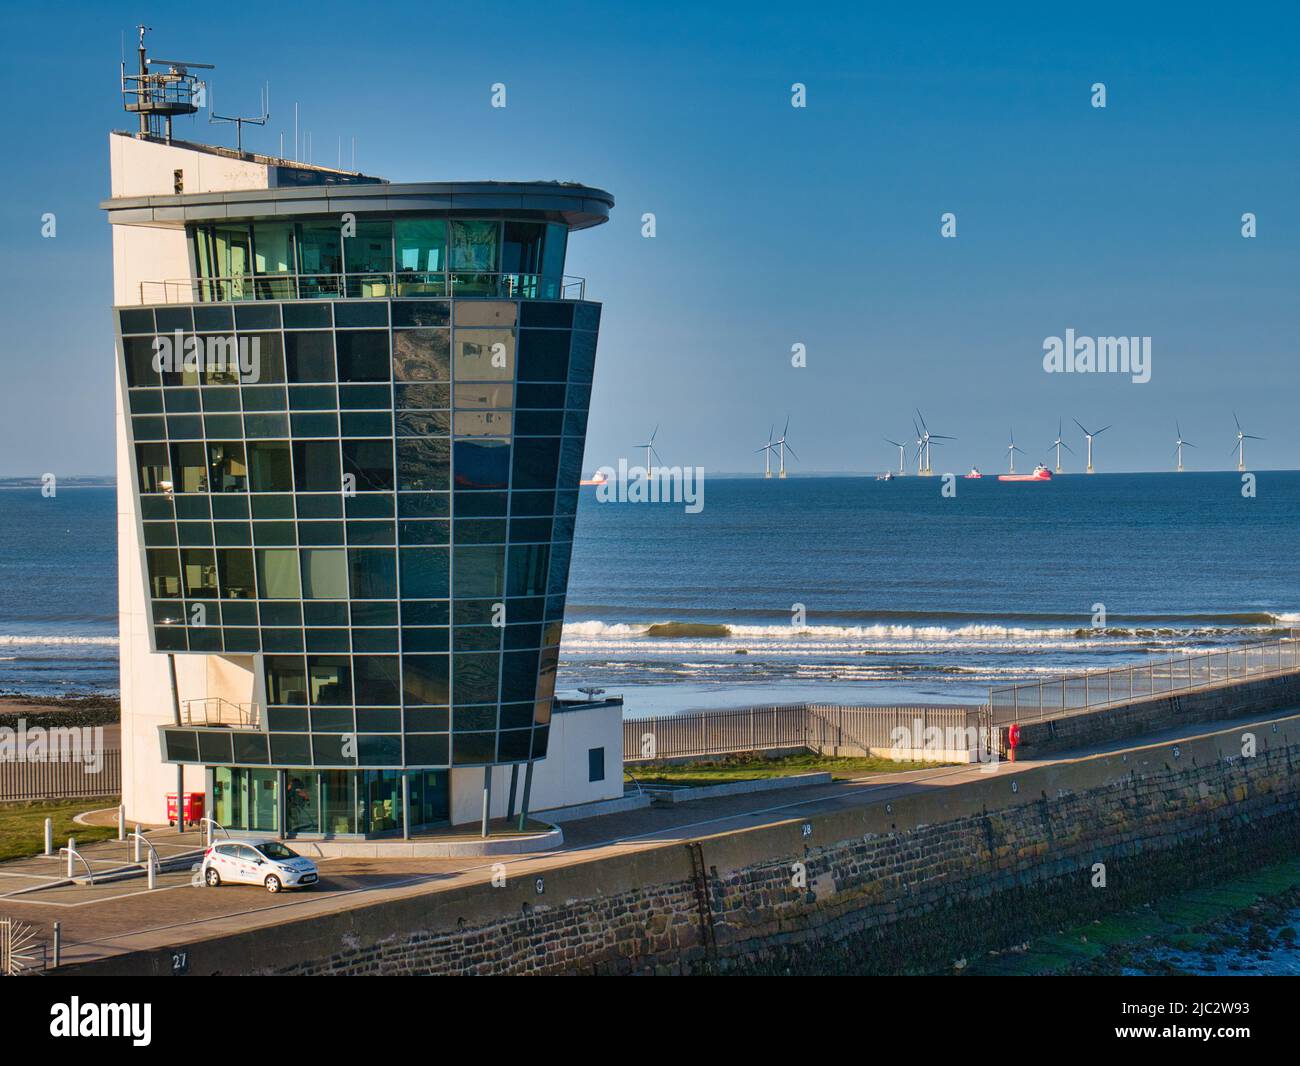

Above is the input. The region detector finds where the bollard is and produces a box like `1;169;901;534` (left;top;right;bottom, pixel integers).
118;804;126;841
52;922;61;968
66;837;75;878
147;856;157;890
133;826;142;864
44;817;52;856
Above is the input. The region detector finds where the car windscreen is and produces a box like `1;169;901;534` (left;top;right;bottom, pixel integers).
258;842;298;860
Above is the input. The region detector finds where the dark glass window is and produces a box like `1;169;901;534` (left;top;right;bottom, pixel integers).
517;330;570;381
247;442;293;492
136;443;170;493
511;437;560;489
343;440;394;491
286;332;335;382
588;746;606;782
216;549;256;599
348;548;397;598
179;548;218;598
256;548;302;599
453;440;510;490
336;331;390;382
147;549;181;598
123;336;162;387
293;440;341;492
453;546;505;599
308;656;352;705
402;654;450;704
354;656;401;704
241;333;285;384
399;547;450;598
207;442;247;492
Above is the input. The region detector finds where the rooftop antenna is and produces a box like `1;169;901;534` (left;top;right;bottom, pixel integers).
1232;412;1263;472
1073;418;1111;474
121;25;213;144
884;438;907;476
209;81;269;154
1050;418;1074;473
774;417;798;479
1174;421;1195;472
1005;428;1025;474
634;426;662;474
757;425;775;479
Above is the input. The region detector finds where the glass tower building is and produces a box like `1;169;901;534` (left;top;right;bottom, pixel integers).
106;131;613;836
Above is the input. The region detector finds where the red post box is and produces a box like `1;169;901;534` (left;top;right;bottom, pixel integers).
1006;723;1021;763
166;792;205;827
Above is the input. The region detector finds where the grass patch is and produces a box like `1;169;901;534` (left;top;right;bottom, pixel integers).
0;798;120;863
626;751;942;787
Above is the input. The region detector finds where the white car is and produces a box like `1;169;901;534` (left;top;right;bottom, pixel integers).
202;840;318;893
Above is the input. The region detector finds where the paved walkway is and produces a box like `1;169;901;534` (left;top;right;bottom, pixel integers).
3;707;1294;970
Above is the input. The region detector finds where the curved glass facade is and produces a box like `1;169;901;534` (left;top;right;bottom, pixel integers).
126;291;601;773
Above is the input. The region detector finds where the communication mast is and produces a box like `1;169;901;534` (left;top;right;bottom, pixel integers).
120;25;212;143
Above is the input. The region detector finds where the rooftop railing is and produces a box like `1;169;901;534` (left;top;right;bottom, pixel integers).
180;697;259;729
988;637;1300;725
137;271;587;306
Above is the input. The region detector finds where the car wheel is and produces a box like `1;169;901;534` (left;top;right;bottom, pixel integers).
264;874;282;894
205;867;221;887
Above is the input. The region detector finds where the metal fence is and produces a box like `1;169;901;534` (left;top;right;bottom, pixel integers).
0;750;121;802
623;703;979;763
988;638;1300;725
137;270;588;305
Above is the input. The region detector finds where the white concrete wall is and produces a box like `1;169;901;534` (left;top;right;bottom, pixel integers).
448;703;625;825
110;132;270;198
112;134;266;824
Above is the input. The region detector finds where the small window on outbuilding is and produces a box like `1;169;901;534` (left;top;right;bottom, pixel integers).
588;746;605;783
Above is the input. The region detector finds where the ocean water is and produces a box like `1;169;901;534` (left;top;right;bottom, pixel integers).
2;474;1298;713
563;471;1300;714
0;487;119;696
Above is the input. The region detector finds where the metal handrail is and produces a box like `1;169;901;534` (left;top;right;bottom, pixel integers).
58;846;95;885
128;831;161;873
180;697;258;728
199;816;230;847
137;270;588;306
988;636;1299;725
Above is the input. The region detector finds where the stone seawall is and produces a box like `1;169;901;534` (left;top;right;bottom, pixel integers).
62;714;1300;976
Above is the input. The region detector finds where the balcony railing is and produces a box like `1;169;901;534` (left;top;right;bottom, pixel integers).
180;697;259;729
137;271;587;306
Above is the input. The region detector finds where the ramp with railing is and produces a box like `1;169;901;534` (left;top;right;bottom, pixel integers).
988;637;1300;725
623;703;981;763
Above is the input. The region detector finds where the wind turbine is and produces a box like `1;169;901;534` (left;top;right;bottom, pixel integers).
1050;418;1074;473
774;417;798;479
756;425;775;479
1005;429;1025;474
1073;419;1111;474
912;418;925;476
915;409;955;476
1174;421;1195;472
1232;413;1263;472
634;425;662;474
884;438;907;476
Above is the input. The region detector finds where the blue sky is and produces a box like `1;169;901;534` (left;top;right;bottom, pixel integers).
1;1;1296;476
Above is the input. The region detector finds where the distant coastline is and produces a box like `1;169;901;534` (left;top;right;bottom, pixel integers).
0;475;114;489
